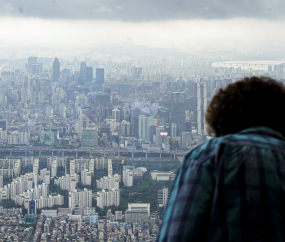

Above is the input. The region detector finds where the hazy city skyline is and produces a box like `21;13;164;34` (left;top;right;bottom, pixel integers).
0;1;284;240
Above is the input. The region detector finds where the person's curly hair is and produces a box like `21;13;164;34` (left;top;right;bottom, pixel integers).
205;76;285;137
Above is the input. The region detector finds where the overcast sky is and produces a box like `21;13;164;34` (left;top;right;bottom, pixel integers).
0;0;284;57
0;0;283;21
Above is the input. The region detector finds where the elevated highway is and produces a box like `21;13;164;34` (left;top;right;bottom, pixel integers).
0;147;188;160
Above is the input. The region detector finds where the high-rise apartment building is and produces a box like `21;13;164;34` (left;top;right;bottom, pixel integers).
46;106;53;117
29;91;36;104
33;159;39;175
112;109;120;122
95;157;107;170
69;188;92;210
38;91;45;103
54;174;79;191
121;120;131;136
108;159;113;176
96;189;120;210
196;81;207;135
81;169;92;185
69;158;95;174
40;169;50;185
0;159;21;177
123;166;133;187
51;160;57;177
59;103;66;119
96;174;120;191
157;188;169;208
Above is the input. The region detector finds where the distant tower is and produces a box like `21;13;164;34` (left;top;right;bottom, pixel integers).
28;200;36;215
132;67;138;79
170;92;186;136
0;120;7;131
52;58;60;82
96;68;104;90
196;81;207;135
80;61;87;85
86;66;93;85
131;106;141;137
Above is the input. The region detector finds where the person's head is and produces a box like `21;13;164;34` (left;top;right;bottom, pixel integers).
205;76;285;137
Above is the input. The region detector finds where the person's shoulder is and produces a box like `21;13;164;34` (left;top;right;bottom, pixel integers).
221;127;285;151
184;137;222;165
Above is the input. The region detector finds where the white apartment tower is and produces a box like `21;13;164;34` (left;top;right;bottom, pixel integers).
123;167;133;187
108;159;113;176
33;159;39;175
68;188;92;210
96;174;120;191
96;189;120;210
196;81;207;135
81;169;92;185
54;174;79;191
40;169;50;185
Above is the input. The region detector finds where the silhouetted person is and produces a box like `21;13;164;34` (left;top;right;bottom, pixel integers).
157;76;285;242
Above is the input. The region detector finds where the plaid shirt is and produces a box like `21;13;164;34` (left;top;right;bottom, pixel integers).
157;126;285;242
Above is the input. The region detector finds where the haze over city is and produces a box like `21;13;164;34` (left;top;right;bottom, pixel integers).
0;0;284;241
1;0;285;58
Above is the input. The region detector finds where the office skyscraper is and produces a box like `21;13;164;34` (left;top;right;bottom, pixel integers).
0;120;6;131
28;200;36;215
138;115;154;140
130;107;141;137
96;68;104;90
28;57;37;64
132;67;138;79
171;92;186;136
196;81;207;135
86;66;93;85
26;57;43;73
80;61;87;84
52;58;60;82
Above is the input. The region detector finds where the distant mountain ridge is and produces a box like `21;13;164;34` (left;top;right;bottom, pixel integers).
89;44;190;60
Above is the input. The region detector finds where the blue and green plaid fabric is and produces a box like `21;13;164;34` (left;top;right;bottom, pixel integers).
157;126;285;242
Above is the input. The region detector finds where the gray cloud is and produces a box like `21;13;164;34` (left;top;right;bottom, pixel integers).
0;0;282;21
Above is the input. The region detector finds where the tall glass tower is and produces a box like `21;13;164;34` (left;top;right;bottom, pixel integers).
52;57;60;82
96;68;104;90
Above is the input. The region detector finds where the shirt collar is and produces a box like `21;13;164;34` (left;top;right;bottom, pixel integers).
238;126;285;141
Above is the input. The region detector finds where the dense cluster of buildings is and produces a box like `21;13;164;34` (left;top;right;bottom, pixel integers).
0;208;161;241
1;54;280;239
0;153;172;240
54;173;79;191
0;158;21;178
1;56;280;151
